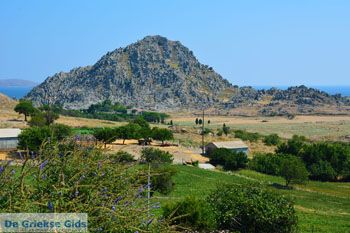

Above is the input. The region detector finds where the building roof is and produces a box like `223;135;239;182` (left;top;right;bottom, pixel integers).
207;140;248;149
0;128;21;138
198;163;216;170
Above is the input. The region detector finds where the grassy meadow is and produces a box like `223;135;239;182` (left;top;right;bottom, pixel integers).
155;165;350;233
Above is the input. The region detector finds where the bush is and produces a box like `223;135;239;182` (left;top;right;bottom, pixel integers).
263;133;281;146
309;160;337;181
18;124;72;151
50;124;73;141
207;184;297;233
140;147;173;164
163;197;216;231
276;135;307;155
249;153;283;176
209;148;248;170
110;151;135;163
0;141;170;232
233;130;260;142
280;155;309;187
151;165;176;195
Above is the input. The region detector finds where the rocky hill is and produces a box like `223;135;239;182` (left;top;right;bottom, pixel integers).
26;35;233;110
26;35;350;115
221;85;350;116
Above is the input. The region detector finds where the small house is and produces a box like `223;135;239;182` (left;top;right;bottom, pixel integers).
0;128;21;151
205;140;249;155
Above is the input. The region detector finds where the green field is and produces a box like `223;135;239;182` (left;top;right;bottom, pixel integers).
155;165;350;233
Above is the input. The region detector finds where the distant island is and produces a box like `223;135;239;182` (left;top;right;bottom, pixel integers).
0;79;37;87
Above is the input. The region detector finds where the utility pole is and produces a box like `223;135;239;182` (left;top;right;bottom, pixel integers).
147;162;151;218
201;109;205;155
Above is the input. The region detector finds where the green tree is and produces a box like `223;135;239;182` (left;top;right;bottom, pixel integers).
208;148;248;170
198;119;203;125
39;104;60;125
18;126;52;151
17;124;72;151
28;112;46;127
195;118;199;125
151;127;174;145
276;135;307;155
280;155;309;187
140;147;173;164
208;184;297;233
14;99;36;121
116;123;141;144
50;124;72;141
222;123;230;136
93;127;116;148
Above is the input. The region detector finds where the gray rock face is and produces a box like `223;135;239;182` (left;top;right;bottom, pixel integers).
26;35;232;110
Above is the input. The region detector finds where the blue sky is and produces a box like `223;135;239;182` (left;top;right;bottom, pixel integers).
1;0;350;86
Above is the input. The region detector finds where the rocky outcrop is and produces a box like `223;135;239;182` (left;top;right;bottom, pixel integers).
26;35;232;110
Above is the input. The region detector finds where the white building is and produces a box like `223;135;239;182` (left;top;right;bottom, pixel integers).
0;128;21;151
205;140;249;155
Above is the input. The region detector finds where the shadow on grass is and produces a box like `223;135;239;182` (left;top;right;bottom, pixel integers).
270;182;293;190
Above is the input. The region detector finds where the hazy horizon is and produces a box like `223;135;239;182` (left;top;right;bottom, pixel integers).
1;1;350;86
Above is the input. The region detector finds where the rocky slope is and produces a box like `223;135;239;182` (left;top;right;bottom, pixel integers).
26;35;233;110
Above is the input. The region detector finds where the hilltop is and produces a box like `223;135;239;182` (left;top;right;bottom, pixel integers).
26;35;232;110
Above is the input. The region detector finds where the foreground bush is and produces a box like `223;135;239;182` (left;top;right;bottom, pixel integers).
163;197;216;231
208;184;298;233
0;142;170;232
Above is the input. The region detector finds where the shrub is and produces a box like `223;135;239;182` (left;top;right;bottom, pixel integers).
207;184;297;233
309;160;337;181
151;165;176;195
263;133;281;146
201;128;212;135
18;124;72;151
0;141;169;232
163;197;216;231
29;112;46;127
110;151;135;163
140;147;173;164
209;148;248;170
249;153;282;176
50;124;72;141
280;155;309;187
276;135;307;155
18;126;52;151
233;130;260;142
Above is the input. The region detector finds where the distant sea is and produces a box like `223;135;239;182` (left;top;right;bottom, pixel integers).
0;85;349;99
253;86;350;97
0;86;34;99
